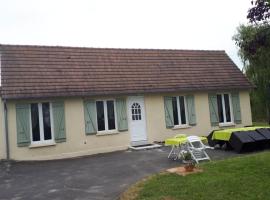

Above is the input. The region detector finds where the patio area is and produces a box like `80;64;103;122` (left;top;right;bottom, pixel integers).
0;147;238;200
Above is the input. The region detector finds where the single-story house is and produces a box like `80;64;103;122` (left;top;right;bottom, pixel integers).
0;44;253;160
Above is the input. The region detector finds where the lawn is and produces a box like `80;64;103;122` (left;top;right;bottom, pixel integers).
121;151;270;200
253;121;269;126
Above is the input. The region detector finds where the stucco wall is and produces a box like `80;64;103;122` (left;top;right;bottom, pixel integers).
0;98;6;160
7;98;130;160
5;90;252;161
145;90;252;142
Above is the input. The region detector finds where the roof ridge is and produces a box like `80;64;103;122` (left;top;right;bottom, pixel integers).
0;43;225;52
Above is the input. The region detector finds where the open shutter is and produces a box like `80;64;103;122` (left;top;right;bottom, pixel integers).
84;100;97;135
116;98;128;131
164;96;174;128
52;102;66;143
208;94;219;126
186;95;196;126
16;104;31;147
231;92;242;124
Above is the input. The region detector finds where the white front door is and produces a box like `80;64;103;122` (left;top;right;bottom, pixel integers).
127;96;147;144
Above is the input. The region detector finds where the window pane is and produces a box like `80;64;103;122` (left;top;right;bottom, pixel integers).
42;103;52;140
179;96;186;124
224;94;231;122
31;104;40;141
96;101;105;131
107;100;116;130
172;97;179;125
217;94;224;123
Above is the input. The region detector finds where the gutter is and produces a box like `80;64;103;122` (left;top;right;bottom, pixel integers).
3;99;10;160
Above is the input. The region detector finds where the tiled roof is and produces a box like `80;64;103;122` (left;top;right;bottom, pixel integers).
0;44;253;99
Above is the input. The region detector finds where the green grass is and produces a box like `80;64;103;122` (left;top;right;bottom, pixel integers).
253;121;269;126
132;151;270;200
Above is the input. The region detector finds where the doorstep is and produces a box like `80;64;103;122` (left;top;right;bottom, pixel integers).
129;143;162;150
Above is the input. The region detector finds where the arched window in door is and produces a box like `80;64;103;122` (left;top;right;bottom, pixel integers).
131;103;141;120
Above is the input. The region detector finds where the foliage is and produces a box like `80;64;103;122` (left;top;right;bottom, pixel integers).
252;121;269;126
248;0;270;23
233;23;270;122
183;152;192;161
234;24;270;56
130;152;270;200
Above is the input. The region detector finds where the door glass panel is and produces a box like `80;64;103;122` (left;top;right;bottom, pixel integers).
131;103;141;121
31;103;40;141
224;94;231;122
107;100;116;130
217;94;224;123
172;97;179;125
42;103;52;140
179;96;186;124
96;101;105;131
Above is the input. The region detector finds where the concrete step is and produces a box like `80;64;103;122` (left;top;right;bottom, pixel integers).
129;143;162;150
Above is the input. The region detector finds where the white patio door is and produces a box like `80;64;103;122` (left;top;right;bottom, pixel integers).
127;96;147;144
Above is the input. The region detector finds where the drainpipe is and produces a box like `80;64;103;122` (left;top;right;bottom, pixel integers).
3;99;10;160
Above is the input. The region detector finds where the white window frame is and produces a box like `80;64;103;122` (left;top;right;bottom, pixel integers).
218;93;234;126
29;102;54;145
174;96;188;126
96;99;117;133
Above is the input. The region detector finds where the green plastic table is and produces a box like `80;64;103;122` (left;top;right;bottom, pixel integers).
165;136;207;146
212;126;270;141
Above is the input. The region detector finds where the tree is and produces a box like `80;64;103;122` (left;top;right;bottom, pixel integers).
248;0;270;23
233;24;270;122
234;1;270;123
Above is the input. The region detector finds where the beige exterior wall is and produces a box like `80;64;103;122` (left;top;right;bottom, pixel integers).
7;98;130;160
5;90;252;161
0;98;6;160
145;90;252;143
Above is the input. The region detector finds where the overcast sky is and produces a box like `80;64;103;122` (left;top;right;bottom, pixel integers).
0;0;251;69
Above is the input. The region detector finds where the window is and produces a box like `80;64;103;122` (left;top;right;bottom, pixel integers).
131;103;141;120
217;94;232;124
172;96;187;126
96;100;116;132
30;102;53;144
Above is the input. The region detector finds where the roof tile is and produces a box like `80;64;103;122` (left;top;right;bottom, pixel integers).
0;44;253;99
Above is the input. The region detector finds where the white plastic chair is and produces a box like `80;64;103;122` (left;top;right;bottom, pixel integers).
186;136;213;163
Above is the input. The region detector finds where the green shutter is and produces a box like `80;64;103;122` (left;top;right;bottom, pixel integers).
164;96;174;128
186;95;196;125
52;102;66;143
208;94;219;126
16;104;31;147
116;98;128;131
84;100;97;135
231;92;242;124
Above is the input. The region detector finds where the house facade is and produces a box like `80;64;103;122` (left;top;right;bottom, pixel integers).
0;45;253;160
